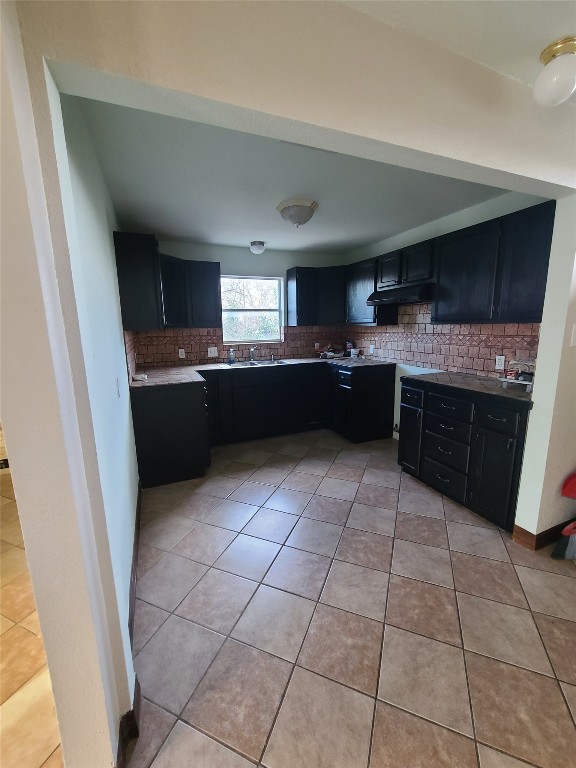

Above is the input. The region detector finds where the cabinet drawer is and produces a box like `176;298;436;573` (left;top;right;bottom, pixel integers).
424;432;469;474
476;405;519;436
421;457;467;503
425;413;472;444
401;387;423;408
428;392;473;423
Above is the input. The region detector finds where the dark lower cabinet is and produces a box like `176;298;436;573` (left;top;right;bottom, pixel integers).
398;404;422;474
130;383;210;487
467;427;516;526
331;364;395;443
398;377;531;530
201;361;391;445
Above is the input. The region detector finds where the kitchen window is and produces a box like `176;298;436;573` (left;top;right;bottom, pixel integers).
221;276;283;343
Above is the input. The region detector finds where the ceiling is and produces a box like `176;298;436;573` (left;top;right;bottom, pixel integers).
74;0;573;254
78;96;509;254
346;1;576;86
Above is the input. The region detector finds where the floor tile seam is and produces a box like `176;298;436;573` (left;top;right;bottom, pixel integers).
463;647;573;695
445;536;478;746
383;618;463;649
511;559;576;580
175;715;260;765
333;552;392;575
522;592;575;688
560;684;576;729
39;746;63;768
368;531;396;768
474;743;542;768
375;695;476;742
394;533;449;550
452;585;529;611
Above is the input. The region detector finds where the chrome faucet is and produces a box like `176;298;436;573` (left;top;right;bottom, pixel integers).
249;346;258;362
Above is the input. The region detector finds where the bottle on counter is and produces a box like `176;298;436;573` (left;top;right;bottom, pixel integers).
228;348;235;364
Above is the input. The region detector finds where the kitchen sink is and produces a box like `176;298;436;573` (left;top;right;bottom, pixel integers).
226;360;287;367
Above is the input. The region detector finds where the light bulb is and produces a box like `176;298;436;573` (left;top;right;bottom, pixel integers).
534;53;576;107
249;241;265;254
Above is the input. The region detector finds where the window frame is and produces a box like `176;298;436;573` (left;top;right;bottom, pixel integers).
220;274;284;345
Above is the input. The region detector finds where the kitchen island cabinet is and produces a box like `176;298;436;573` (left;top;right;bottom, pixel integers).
398;373;532;530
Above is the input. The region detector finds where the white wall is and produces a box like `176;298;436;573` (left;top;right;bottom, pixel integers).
515;195;576;534
1;4;134;765
347;192;546;262
59;94;139;698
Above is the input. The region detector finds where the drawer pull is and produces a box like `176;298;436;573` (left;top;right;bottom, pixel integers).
437;446;452;455
488;414;507;422
435;473;450;483
439;423;454;431
441;403;456;410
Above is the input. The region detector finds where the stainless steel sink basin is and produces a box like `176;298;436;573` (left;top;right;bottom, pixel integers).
226;360;287;367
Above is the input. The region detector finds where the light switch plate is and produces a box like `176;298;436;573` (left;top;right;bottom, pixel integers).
495;355;505;371
207;346;218;358
178;348;186;359
314;342;320;350
369;344;375;354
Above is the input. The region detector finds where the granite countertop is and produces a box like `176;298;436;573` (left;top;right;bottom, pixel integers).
130;356;392;387
400;371;533;403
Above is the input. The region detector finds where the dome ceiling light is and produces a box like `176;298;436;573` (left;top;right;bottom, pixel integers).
249;241;266;254
533;36;576;107
276;199;319;227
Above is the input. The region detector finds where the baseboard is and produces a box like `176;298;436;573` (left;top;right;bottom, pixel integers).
512;519;569;550
116;678;141;768
128;484;142;645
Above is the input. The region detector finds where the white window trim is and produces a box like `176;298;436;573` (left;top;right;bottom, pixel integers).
221;274;284;345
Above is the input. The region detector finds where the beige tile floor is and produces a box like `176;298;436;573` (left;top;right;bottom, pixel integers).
0;460;62;768
129;429;576;768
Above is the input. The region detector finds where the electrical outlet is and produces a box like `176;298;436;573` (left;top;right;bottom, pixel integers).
207;347;218;358
178;348;186;359
369;344;375;354
495;355;505;371
314;342;320;351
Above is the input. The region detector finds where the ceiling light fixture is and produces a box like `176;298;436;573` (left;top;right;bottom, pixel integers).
533;36;576;107
277;199;319;227
249;241;266;254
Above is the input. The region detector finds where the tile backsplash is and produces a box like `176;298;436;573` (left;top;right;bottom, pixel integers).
130;303;539;378
353;303;539;377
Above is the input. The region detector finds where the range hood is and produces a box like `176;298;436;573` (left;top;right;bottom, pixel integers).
366;282;435;306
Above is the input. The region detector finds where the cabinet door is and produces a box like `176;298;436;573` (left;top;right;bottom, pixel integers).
301;363;332;429
377;252;401;289
433;221;500;323
398;404;422;474
467;427;516;529
114;232;163;331
286;267;316;326
316;266;346;325
160;254;190;328
130;384;210;487
231;369;268;441
402;241;433;283
346;259;376;324
189;261;222;327
494;201;555;323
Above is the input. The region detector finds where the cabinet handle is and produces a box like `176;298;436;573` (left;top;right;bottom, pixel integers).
507;438;514;452
488;414;507;422
435;473;450;483
439;423;454;431
437;446;452;455
441;403;456;410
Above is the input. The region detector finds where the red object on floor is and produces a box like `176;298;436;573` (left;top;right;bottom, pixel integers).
561;472;576;499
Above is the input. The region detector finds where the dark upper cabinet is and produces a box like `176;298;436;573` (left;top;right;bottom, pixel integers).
316;266;346;325
494;201;555;323
114;232;222;330
160;254;190;328
376;252;401;289
401;241;434;283
114;232;163;331
346;258;377;324
432;220;500;323
188;260;222;328
287;267;317;326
